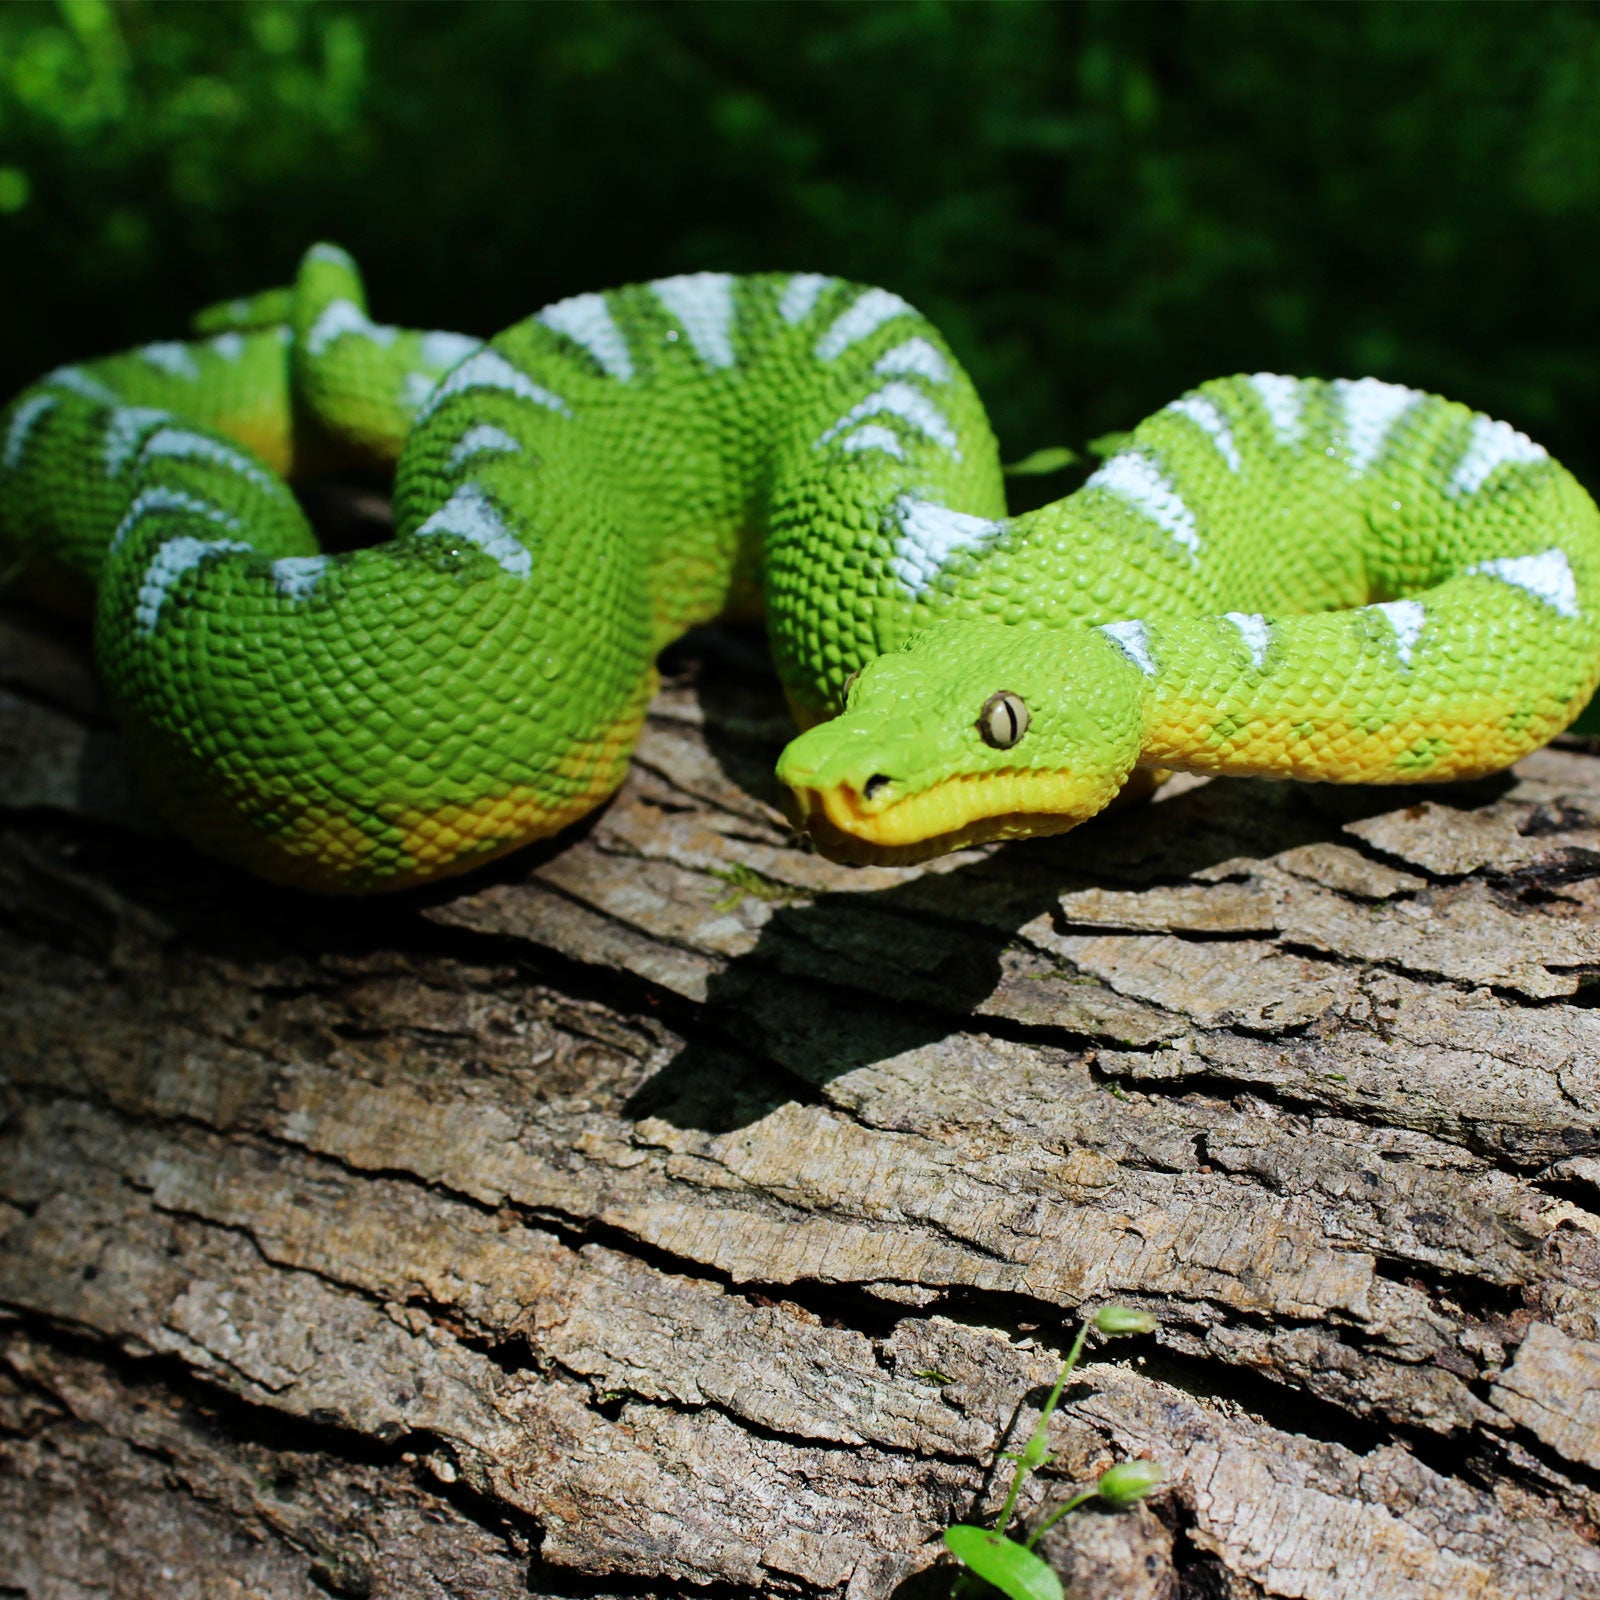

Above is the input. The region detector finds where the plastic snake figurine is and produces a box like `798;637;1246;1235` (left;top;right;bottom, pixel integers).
3;245;1598;891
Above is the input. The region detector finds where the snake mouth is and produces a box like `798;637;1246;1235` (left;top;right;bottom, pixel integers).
780;769;1093;866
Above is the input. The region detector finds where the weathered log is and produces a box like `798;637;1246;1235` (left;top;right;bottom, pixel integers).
4;598;1600;1600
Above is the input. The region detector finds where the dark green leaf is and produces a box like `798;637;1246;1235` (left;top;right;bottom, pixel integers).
943;1528;1065;1600
1086;433;1132;459
1003;446;1078;476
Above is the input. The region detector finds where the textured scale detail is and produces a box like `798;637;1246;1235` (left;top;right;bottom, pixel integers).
838;424;905;460
110;486;240;554
103;407;173;476
140;427;275;488
874;337;951;386
416;349;571;423
888;496;1006;596
270;554;331;601
401;372;438;415
1449;414;1549;496
1249;373;1305;445
135;536;253;634
1467;549;1579;617
815;288;915;360
1224;611;1271;669
306;299;398;357
1100;619;1157;676
1372;600;1427;667
43;366;117;404
1085;451;1201;555
815;381;961;459
4;244;1598;891
649;273;737;369
418;331;483;372
447;423;523;471
536;292;634;382
1334;377;1422;473
415;483;531;578
4;393;57;470
1166;395;1242;473
777;273;835;325
138;342;201;381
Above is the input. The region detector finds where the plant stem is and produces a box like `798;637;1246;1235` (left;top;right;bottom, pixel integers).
1024;1488;1098;1549
992;1319;1091;1539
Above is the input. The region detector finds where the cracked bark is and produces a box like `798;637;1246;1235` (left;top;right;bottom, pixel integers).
4;599;1600;1600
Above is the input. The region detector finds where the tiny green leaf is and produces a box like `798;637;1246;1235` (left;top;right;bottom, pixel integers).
1003;445;1079;477
944;1527;1065;1600
1093;1305;1157;1337
1086;431;1131;459
1095;1459;1166;1506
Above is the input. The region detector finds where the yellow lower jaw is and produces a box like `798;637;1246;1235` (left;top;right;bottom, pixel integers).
787;767;1122;865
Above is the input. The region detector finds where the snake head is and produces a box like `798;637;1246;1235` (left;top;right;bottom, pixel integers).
776;624;1149;864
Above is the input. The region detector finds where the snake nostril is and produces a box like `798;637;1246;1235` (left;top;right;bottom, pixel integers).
863;774;891;801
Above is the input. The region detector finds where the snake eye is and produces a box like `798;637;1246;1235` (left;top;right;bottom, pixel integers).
978;690;1030;750
839;668;860;709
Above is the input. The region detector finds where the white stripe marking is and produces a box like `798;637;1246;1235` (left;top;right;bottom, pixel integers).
537;293;633;381
210;332;245;362
1224;611;1271;670
415;483;531;579
1467;548;1580;618
104;407;173;477
1334;377;1422;473
306;243;356;269
43;366;117;405
134;536;252;634
1086;452;1200;555
815;381;961;459
401;372;437;415
3;394;58;471
305;299;398;358
140;427;274;489
447;423;523;472
778;273;835;325
139;342;200;381
109;486;240;554
1371;599;1426;667
1447;414;1549;496
838;424;906;460
650;273;737;370
1249;373;1305;446
815;288;915;361
418;330;482;373
271;555;331;601
1167;394;1242;473
874;337;950;386
415;349;571;423
1099;619;1157;677
888;496;1005;596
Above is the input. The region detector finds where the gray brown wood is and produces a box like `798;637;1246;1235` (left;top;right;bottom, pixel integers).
4;603;1600;1600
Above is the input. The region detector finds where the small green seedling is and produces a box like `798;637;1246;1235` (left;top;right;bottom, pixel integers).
944;1305;1164;1600
1085;431;1132;459
1002;446;1079;477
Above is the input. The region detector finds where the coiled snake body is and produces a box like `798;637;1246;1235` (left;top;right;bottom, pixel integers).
3;245;1597;891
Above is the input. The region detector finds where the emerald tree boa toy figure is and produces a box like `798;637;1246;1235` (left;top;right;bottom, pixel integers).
2;245;1596;891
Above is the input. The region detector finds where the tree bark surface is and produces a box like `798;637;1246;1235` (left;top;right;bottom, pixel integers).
4;604;1600;1600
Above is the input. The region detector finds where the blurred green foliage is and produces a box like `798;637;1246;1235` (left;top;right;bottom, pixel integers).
3;0;1600;484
